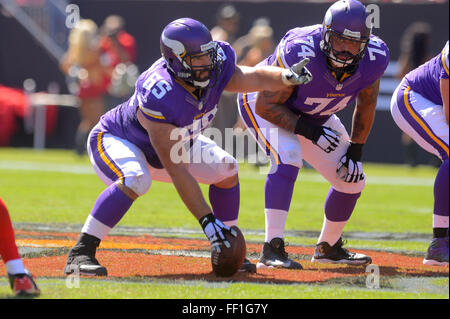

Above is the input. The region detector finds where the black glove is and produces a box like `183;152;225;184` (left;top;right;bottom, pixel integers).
294;116;341;153
199;213;237;253
337;142;365;183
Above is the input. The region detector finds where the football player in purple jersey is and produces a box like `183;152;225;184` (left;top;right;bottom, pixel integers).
391;41;449;266
237;0;389;269
63;18;312;276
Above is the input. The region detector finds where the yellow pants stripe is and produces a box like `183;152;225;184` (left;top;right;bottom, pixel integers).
96;131;124;182
242;93;280;165
403;86;449;157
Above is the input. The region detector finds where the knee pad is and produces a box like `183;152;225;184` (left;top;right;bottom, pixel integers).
124;174;152;197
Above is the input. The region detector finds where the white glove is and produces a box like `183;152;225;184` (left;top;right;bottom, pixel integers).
336;143;365;183
281;58;313;86
315;127;342;153
199;213;237;253
295;117;341;153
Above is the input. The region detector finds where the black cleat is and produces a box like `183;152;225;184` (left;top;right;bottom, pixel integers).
311;238;372;265
423;237;449;266
64;233;108;276
239;258;257;273
257;238;303;270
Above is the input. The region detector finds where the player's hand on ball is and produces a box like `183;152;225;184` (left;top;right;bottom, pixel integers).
282;58;313;86
337;143;365;183
199;213;237;253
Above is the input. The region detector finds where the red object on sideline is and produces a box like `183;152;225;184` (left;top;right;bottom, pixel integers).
0;85;59;146
0;197;21;263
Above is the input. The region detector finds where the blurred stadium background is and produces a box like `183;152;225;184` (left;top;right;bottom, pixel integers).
0;0;448;164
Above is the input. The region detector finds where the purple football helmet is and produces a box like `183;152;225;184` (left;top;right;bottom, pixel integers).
320;0;372;71
160;18;222;88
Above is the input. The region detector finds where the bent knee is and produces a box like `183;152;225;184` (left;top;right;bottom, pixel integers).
218;156;239;178
332;178;365;194
214;172;239;189
279;149;303;169
124;174;152;197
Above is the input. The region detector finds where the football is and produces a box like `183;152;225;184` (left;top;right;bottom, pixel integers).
211;226;246;277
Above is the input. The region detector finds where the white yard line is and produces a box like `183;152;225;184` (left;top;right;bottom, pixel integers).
0;160;434;186
14;222;431;243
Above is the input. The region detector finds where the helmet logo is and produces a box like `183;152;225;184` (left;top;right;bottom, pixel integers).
161;34;186;61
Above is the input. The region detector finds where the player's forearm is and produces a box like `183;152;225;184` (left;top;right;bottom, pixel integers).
351;79;379;143
226;65;289;93
255;100;298;132
165;164;212;220
445;104;449;126
251;66;292;92
254;88;297;132
142;115;212;221
155;144;212;220
350;106;375;144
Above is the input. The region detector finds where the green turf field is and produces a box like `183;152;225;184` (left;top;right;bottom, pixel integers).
0;148;438;233
0;148;448;300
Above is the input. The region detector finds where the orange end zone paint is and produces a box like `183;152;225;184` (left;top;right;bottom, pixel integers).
1;230;448;284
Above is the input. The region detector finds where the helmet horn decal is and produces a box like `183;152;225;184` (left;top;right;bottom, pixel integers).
161;34;186;61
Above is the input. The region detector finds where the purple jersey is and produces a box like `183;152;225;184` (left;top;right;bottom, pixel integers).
404;41;449;106
99;41;236;168
264;25;389;124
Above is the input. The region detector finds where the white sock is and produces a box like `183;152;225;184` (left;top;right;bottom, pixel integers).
6;258;26;275
317;217;347;246
433;215;449;228
265;209;288;243
81;215;112;240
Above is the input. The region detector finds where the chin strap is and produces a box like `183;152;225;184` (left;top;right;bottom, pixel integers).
326;58;358;80
192;79;210;88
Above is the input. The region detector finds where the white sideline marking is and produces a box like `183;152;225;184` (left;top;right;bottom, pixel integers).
14;222;432;242
0;160;94;175
0;160;434;186
238;170;434;187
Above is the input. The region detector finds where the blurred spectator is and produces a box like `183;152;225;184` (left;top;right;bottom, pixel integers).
237;22;275;67
210;4;241;154
60;19;112;155
99;15;139;110
233;18;275;164
233;17;273;63
234;19;275;134
397;22;432;79
396;22;433;167
100;15;137;67
210;3;240;43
